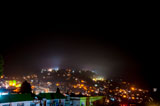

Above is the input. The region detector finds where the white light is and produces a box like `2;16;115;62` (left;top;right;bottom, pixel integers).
48;68;52;72
153;88;157;92
53;67;59;71
110;98;115;101
5;84;9;89
2;92;9;95
0;92;9;95
95;84;98;87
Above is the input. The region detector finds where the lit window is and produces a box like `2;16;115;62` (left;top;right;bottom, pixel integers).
17;103;24;106
30;103;36;106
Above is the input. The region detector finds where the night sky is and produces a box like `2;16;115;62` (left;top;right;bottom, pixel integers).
0;24;159;89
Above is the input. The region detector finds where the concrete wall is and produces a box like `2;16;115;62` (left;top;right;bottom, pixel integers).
70;96;105;106
0;101;39;106
0;99;65;106
40;99;65;106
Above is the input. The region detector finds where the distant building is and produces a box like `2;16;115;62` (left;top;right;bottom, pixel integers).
0;88;10;96
0;93;66;106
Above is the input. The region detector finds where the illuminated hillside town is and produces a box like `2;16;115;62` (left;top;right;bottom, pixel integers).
0;68;159;106
0;24;160;106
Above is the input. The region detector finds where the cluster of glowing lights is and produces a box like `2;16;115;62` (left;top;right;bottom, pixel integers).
108;86;148;102
9;80;16;86
5;80;21;88
15;84;21;88
72;84;98;94
92;77;104;81
47;67;59;72
73;84;86;89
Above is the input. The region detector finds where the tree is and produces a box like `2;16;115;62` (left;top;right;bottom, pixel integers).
0;55;4;76
20;80;32;94
56;87;60;93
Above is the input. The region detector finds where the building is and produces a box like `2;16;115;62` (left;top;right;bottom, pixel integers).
0;93;66;106
38;93;66;106
0;88;10;96
0;94;35;106
66;95;105;106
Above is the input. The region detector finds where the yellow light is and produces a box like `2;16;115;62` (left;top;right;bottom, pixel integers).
123;95;127;98
13;88;20;92
92;78;97;81
75;92;80;95
9;82;13;86
91;90;94;92
124;91;127;94
73;85;77;88
9;80;16;86
13;83;16;86
83;86;87;90
131;87;135;91
122;82;126;84
109;90;112;92
31;86;35;89
92;77;104;81
80;84;84;87
1;75;4;79
106;99;110;103
81;80;84;83
15;84;21;88
56;83;60;86
131;97;135;100
119;89;123;92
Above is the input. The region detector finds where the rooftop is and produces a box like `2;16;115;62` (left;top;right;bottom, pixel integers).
0;94;34;103
38;93;65;100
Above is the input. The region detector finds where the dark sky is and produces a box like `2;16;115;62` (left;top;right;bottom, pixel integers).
0;24;159;89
